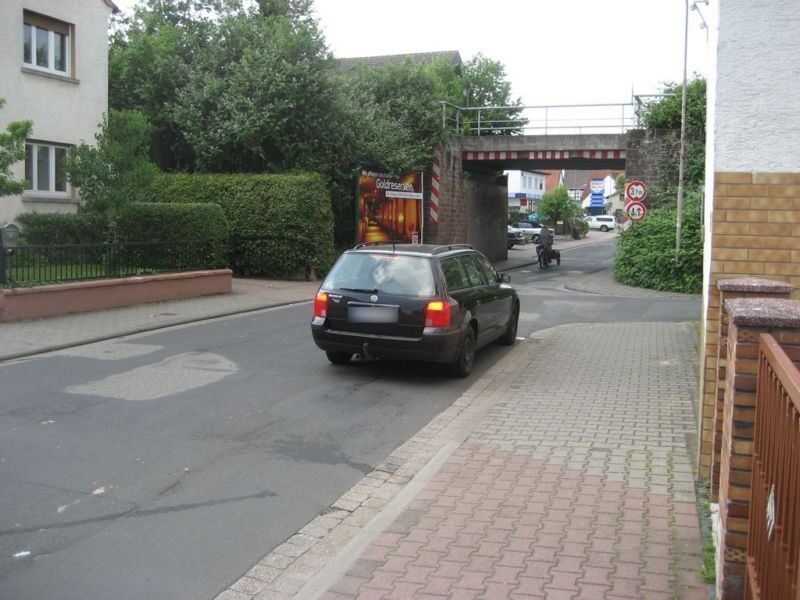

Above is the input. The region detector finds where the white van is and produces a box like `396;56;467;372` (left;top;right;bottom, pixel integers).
584;215;617;232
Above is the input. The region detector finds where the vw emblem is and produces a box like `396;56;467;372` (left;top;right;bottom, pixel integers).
370;294;378;303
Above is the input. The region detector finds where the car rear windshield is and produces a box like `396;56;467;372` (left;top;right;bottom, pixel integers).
323;253;436;297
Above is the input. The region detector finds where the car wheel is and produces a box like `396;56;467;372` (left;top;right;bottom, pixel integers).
450;326;476;377
600;225;609;232
326;351;352;365
498;305;519;346
532;234;540;244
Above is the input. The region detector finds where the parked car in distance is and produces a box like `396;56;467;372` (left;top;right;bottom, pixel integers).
311;243;520;377
510;221;553;244
507;226;524;249
584;215;617;232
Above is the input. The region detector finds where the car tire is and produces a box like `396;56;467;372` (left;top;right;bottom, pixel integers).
498;305;519;346
532;234;540;244
326;351;352;365
450;326;476;377
600;225;608;232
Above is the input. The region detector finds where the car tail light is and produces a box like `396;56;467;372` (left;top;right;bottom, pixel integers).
425;299;451;327
314;291;328;318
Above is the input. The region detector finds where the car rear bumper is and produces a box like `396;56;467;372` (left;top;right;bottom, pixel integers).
311;318;462;363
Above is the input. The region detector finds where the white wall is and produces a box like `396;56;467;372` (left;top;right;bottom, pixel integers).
505;170;545;199
714;0;800;172
0;0;112;224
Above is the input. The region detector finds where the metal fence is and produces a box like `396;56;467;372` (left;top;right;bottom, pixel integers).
745;333;800;599
439;95;672;137
0;239;228;286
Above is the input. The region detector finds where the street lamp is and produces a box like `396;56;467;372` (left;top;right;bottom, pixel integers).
676;0;708;258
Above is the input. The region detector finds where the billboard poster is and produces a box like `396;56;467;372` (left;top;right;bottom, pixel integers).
356;169;423;244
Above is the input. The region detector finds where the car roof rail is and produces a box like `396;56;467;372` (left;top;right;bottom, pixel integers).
352;240;408;251
431;244;473;254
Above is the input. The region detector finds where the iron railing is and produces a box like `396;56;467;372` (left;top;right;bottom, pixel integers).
439;95;672;137
440;101;638;136
0;239;228;286
745;333;800;599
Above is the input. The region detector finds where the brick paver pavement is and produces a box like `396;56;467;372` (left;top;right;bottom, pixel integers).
313;322;706;600
217;321;708;600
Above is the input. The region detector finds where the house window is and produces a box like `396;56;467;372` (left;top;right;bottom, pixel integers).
23;12;72;76
25;142;69;195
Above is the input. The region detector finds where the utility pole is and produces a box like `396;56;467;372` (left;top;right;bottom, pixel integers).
676;0;689;259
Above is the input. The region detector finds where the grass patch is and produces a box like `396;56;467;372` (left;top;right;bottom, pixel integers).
695;480;717;585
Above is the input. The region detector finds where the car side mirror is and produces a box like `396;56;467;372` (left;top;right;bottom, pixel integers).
500;273;511;284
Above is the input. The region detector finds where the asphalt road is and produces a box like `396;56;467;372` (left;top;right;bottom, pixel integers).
0;240;700;600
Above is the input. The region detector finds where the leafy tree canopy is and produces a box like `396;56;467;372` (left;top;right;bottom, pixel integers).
66;109;160;216
0;98;33;198
538;184;581;228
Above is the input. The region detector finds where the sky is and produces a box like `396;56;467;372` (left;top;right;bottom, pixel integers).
111;0;714;107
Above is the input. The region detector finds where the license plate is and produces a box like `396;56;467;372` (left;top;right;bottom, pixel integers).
348;306;398;323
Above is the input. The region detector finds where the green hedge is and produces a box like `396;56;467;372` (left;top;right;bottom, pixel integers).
145;172;336;277
613;187;703;294
16;211;109;245
115;202;228;243
115;202;229;270
15;204;229;275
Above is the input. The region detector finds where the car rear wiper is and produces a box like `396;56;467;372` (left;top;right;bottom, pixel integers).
340;287;379;294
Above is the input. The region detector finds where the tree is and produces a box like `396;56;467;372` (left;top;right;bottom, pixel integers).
538;185;581;232
66;109;160;216
459;54;525;135
0;98;33;197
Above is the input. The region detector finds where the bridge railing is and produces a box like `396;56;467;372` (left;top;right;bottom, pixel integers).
440;101;645;136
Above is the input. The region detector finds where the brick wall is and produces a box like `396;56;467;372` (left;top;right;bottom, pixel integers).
715;298;800;599
624;128;680;194
698;171;800;481
431;136;508;261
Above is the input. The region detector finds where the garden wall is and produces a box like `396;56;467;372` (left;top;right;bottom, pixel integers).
0;270;232;323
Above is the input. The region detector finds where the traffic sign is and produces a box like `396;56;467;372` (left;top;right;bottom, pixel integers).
625;180;648;203
626;200;647;221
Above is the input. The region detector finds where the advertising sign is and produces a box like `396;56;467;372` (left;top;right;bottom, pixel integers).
590;178;605;208
356;169;423;244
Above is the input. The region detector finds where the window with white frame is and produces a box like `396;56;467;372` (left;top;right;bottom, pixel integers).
25;142;69;195
23;12;72;77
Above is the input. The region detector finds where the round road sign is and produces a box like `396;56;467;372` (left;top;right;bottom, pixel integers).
625;180;648;203
626;200;647;221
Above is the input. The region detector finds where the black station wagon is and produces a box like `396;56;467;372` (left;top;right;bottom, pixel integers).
310;243;520;377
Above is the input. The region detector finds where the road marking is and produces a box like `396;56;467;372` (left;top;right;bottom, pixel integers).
65;352;238;401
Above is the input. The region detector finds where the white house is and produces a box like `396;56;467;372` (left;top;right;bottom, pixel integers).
505;170;547;214
0;0;118;225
